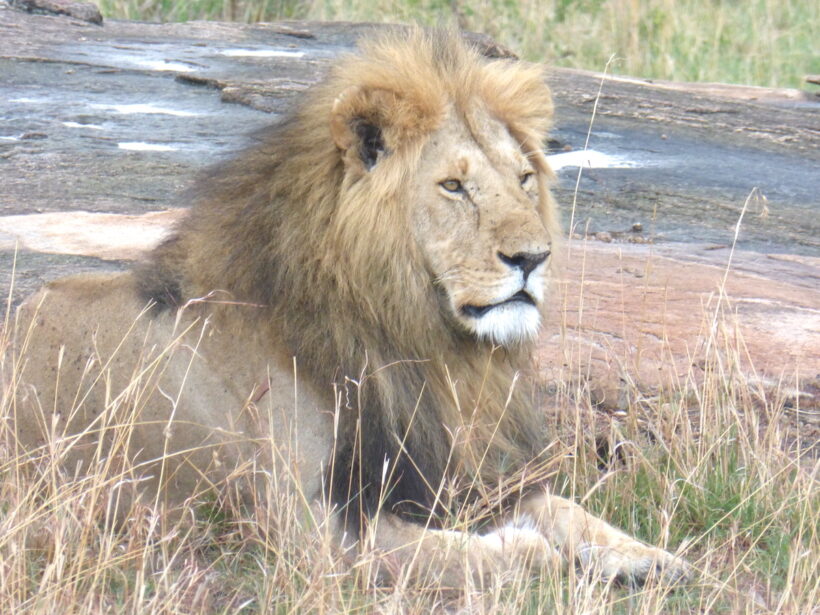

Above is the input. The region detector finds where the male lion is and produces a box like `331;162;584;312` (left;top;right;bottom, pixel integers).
12;29;688;587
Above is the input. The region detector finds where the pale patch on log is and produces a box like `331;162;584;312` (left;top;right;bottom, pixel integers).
0;210;185;261
547;150;642;170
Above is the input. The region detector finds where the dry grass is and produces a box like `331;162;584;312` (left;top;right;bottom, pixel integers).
1;25;817;609
2;230;818;613
95;0;820;89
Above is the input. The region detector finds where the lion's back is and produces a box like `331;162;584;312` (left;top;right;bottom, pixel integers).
15;272;151;414
11;271;334;507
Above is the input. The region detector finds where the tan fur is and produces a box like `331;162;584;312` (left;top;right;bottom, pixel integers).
11;28;688;587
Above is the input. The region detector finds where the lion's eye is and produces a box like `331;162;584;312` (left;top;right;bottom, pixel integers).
440;179;463;193
520;172;535;187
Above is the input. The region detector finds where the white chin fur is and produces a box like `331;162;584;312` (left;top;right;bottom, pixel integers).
469;303;541;346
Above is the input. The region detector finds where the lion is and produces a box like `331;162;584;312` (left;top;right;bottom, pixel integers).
11;28;689;588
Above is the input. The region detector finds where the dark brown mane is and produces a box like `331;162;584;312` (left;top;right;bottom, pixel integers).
136;28;555;529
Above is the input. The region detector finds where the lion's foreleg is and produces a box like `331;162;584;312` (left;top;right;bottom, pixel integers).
517;491;690;585
362;512;559;588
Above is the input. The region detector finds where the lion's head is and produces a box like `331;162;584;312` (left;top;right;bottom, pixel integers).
325;32;557;347
406;110;552;344
139;27;559;519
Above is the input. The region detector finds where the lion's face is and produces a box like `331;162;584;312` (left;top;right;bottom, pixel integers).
329;57;556;349
411;108;553;346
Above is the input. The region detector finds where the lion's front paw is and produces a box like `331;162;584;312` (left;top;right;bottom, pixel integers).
578;542;691;586
483;523;562;571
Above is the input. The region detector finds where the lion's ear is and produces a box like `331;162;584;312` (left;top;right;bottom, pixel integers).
330;85;393;171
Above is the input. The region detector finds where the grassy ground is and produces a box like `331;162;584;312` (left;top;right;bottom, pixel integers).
96;0;819;88
2;241;818;613
2;5;817;611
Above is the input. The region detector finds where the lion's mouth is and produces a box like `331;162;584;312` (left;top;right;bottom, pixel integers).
461;290;536;319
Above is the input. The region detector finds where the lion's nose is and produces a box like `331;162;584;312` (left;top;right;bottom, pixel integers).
497;250;550;278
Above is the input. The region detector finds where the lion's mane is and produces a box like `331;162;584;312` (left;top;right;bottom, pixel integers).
137;28;557;525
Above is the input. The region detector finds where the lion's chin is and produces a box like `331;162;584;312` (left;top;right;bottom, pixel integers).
465;302;542;346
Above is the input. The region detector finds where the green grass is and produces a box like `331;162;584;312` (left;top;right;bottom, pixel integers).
97;0;819;88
